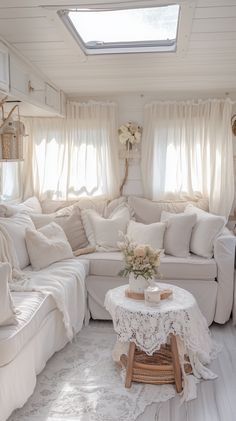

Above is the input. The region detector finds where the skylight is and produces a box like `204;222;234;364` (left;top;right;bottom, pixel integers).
59;5;180;55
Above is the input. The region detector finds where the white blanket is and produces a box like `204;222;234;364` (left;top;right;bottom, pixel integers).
0;224;26;280
0;225;87;340
10;259;88;340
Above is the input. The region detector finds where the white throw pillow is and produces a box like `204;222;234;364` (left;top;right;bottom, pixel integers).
127;220;166;250
30;213;55;229
103;197;127;218
0;213;35;269
0;196;42;217
128;196;209;224
184;204;226;258
25;222;74;270
81;205;130;251
30;207;89;251
161;211;197;257
0;263;17;326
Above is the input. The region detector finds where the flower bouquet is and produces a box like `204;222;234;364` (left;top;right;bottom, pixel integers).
118;235;162;294
118;122;142;150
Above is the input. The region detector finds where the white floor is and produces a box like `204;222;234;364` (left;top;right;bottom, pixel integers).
138;321;236;421
9;320;236;421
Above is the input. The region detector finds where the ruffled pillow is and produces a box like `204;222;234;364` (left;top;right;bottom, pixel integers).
81;205;130;251
184;204;226;258
25;222;73;270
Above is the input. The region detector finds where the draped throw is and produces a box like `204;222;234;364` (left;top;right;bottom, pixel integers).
141;99;234;218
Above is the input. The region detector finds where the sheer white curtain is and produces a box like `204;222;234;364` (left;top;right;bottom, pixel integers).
23;101;120;200
0;162;22;201
141;99;234;218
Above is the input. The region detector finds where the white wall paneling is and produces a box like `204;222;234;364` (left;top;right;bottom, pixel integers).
0;0;235;205
45;83;60;112
0;1;235;94
10;55;29;96
0;41;9;93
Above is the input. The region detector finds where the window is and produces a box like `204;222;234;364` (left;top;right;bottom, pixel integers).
24;102;120;200
59;4;180;55
141;99;234;217
0;162;22;201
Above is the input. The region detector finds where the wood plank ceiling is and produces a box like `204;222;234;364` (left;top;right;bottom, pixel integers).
0;0;236;95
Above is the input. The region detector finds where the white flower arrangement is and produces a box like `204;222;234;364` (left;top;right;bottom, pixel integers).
118;234;162;281
118;121;142;149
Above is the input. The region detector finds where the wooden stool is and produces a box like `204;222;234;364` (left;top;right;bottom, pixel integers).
120;334;191;392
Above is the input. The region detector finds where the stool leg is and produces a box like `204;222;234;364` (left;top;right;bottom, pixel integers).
125;342;136;388
170;334;182;393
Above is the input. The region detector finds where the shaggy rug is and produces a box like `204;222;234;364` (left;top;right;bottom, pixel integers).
9;322;175;421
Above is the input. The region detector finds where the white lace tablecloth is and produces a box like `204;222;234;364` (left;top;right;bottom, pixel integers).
105;283;219;401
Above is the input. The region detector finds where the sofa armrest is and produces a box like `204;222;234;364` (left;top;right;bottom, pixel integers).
213;231;236;323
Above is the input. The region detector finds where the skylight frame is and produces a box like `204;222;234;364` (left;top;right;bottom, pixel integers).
58;4;180;55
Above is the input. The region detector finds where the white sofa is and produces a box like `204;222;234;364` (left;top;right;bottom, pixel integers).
72;195;234;326
36;194;235;326
81;229;235;326
0;258;89;421
0;195;235;420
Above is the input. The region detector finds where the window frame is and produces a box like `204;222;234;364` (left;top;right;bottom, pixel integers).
58;4;180;55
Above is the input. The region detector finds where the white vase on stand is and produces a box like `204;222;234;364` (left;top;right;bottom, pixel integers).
129;273;153;294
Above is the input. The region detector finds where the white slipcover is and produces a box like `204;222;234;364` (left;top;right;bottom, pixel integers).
81;252;217;280
0;259;89;421
0;292;55;367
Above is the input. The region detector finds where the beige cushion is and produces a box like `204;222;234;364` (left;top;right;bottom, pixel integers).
31;207;89;251
0;196;42;217
34;197;117;250
81;251;217;279
73;246;96;256
127;220;166;249
0;263;16;326
55;209;88;250
161;211;197;257
25;222;74;270
41;196;108;214
128;196;209;224
82;205;130;251
0;213;35;269
184;204;226;258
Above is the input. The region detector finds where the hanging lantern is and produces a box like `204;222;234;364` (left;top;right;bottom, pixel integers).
0;97;26;161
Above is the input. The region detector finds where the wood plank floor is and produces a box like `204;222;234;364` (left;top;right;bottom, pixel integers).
138;321;236;421
9;320;236;421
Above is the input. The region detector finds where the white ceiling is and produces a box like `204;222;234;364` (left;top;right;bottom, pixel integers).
0;0;236;96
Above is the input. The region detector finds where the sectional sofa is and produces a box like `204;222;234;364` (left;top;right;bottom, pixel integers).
38;194;235;326
0;195;235;420
0;258;89;421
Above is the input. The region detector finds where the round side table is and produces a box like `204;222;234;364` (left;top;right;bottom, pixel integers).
105;283;218;399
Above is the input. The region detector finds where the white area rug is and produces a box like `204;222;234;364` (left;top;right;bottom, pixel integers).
9;322;175;421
